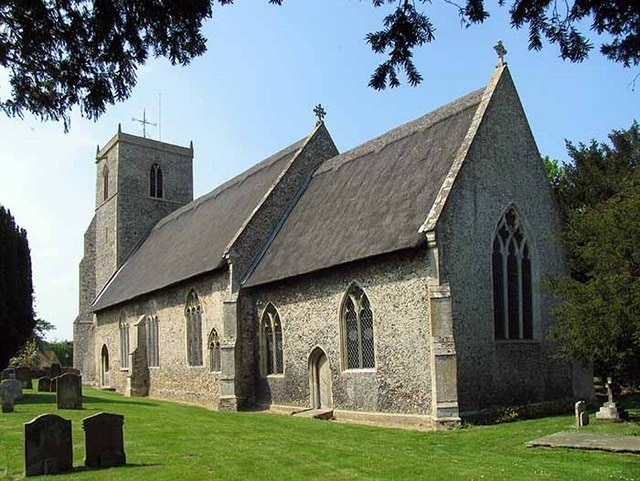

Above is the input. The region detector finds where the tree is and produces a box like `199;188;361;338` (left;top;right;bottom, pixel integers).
1;1;639;128
0;205;35;370
46;340;74;367
548;123;640;385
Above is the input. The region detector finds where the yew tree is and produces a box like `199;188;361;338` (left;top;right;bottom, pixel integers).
1;1;639;128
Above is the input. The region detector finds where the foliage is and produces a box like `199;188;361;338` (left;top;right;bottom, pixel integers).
32;317;54;348
1;387;639;480
8;338;39;369
0;205;35;370
1;1;639;127
548;123;640;384
46;340;74;367
541;155;565;189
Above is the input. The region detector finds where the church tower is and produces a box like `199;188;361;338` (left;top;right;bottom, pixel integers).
74;128;193;382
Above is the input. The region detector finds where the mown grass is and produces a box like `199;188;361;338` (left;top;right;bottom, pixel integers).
1;387;639;480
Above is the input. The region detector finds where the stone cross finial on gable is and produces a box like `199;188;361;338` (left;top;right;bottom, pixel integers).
313;104;326;125
494;40;507;66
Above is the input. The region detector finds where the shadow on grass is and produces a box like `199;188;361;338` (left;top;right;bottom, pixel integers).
82;395;157;407
72;462;161;473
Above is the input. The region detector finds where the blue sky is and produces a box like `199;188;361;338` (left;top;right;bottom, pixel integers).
0;1;637;341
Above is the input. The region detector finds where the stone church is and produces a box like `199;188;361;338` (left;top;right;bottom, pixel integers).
74;63;593;430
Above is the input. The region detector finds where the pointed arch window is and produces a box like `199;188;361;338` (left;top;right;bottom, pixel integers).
119;315;130;369
103;166;109;201
260;304;283;375
146;315;160;367
150;163;163;198
492;205;534;340
341;284;375;369
185;290;203;366
208;328;221;373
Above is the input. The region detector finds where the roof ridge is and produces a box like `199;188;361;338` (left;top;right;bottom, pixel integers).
314;88;484;177
153;138;307;230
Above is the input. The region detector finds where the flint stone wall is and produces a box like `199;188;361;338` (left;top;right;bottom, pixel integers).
248;249;434;415
435;69;594;414
94;271;226;409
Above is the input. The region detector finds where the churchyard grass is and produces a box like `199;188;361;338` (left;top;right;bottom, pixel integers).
1;387;639;481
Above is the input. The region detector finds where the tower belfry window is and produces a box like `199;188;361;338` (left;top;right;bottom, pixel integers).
150;164;163;198
103;166;109;201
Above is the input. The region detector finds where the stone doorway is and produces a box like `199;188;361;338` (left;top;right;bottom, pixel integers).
309;347;332;409
100;345;110;387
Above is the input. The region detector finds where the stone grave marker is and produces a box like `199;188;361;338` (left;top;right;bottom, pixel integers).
15;367;33;389
24;413;73;477
2;367;16;380
56;373;82;409
1;380;20;413
595;376;621;421
83;412;126;468
50;376;58;392
574;400;589;427
1;379;23;401
50;363;62;379
37;377;52;392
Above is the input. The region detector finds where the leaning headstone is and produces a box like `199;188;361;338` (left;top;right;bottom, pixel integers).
1;379;23;401
37;377;52;392
83;413;126;468
50;363;62;379
595;376;621;421
56;373;82;409
15;367;33;389
574;400;589;427
2;367;16;380
24;414;73;477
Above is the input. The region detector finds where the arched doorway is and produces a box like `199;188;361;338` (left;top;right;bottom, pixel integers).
100;344;110;387
309;347;332;409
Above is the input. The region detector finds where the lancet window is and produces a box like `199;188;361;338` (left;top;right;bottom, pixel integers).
341;284;375;369
150;163;163;198
492;205;534;340
186;290;203;366
260;304;283;375
208;328;221;373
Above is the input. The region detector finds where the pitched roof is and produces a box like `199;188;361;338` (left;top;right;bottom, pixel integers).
92;137;308;311
243;88;485;287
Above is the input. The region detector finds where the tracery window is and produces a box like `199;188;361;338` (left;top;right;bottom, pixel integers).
208;328;221;373
260;304;283;375
492;205;534;340
150;163;163;198
119;316;129;369
103;166;109;201
146;315;159;367
185;290;203;366
341;284;375;369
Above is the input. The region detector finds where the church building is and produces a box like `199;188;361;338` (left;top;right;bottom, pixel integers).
74;63;593;430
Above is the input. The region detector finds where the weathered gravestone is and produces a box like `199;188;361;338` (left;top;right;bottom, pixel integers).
83;413;126;468
50;363;62;379
1;379;22;413
15;367;33;389
37;377;52;392
2;367;16;380
24;414;73;477
56;373;82;409
50;377;58;392
596;377;621;421
574;400;589;427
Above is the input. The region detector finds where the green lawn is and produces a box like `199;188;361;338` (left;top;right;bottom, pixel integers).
1;387;639;480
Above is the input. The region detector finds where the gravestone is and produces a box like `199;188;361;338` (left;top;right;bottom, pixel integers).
1;379;23;401
595;377;621;421
83;413;126;468
37;377;52;392
15;367;33;389
2;367;16;380
24;414;73;476
50;363;62;379
574;400;589;427
56;373;82;409
50;376;58;392
1;380;19;413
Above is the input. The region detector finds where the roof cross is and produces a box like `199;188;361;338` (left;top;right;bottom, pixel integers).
132;109;157;138
313;104;326;125
494;41;507;66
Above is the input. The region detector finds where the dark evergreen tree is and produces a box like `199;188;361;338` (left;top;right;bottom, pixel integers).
0;205;35;370
547;123;640;386
1;1;639;128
